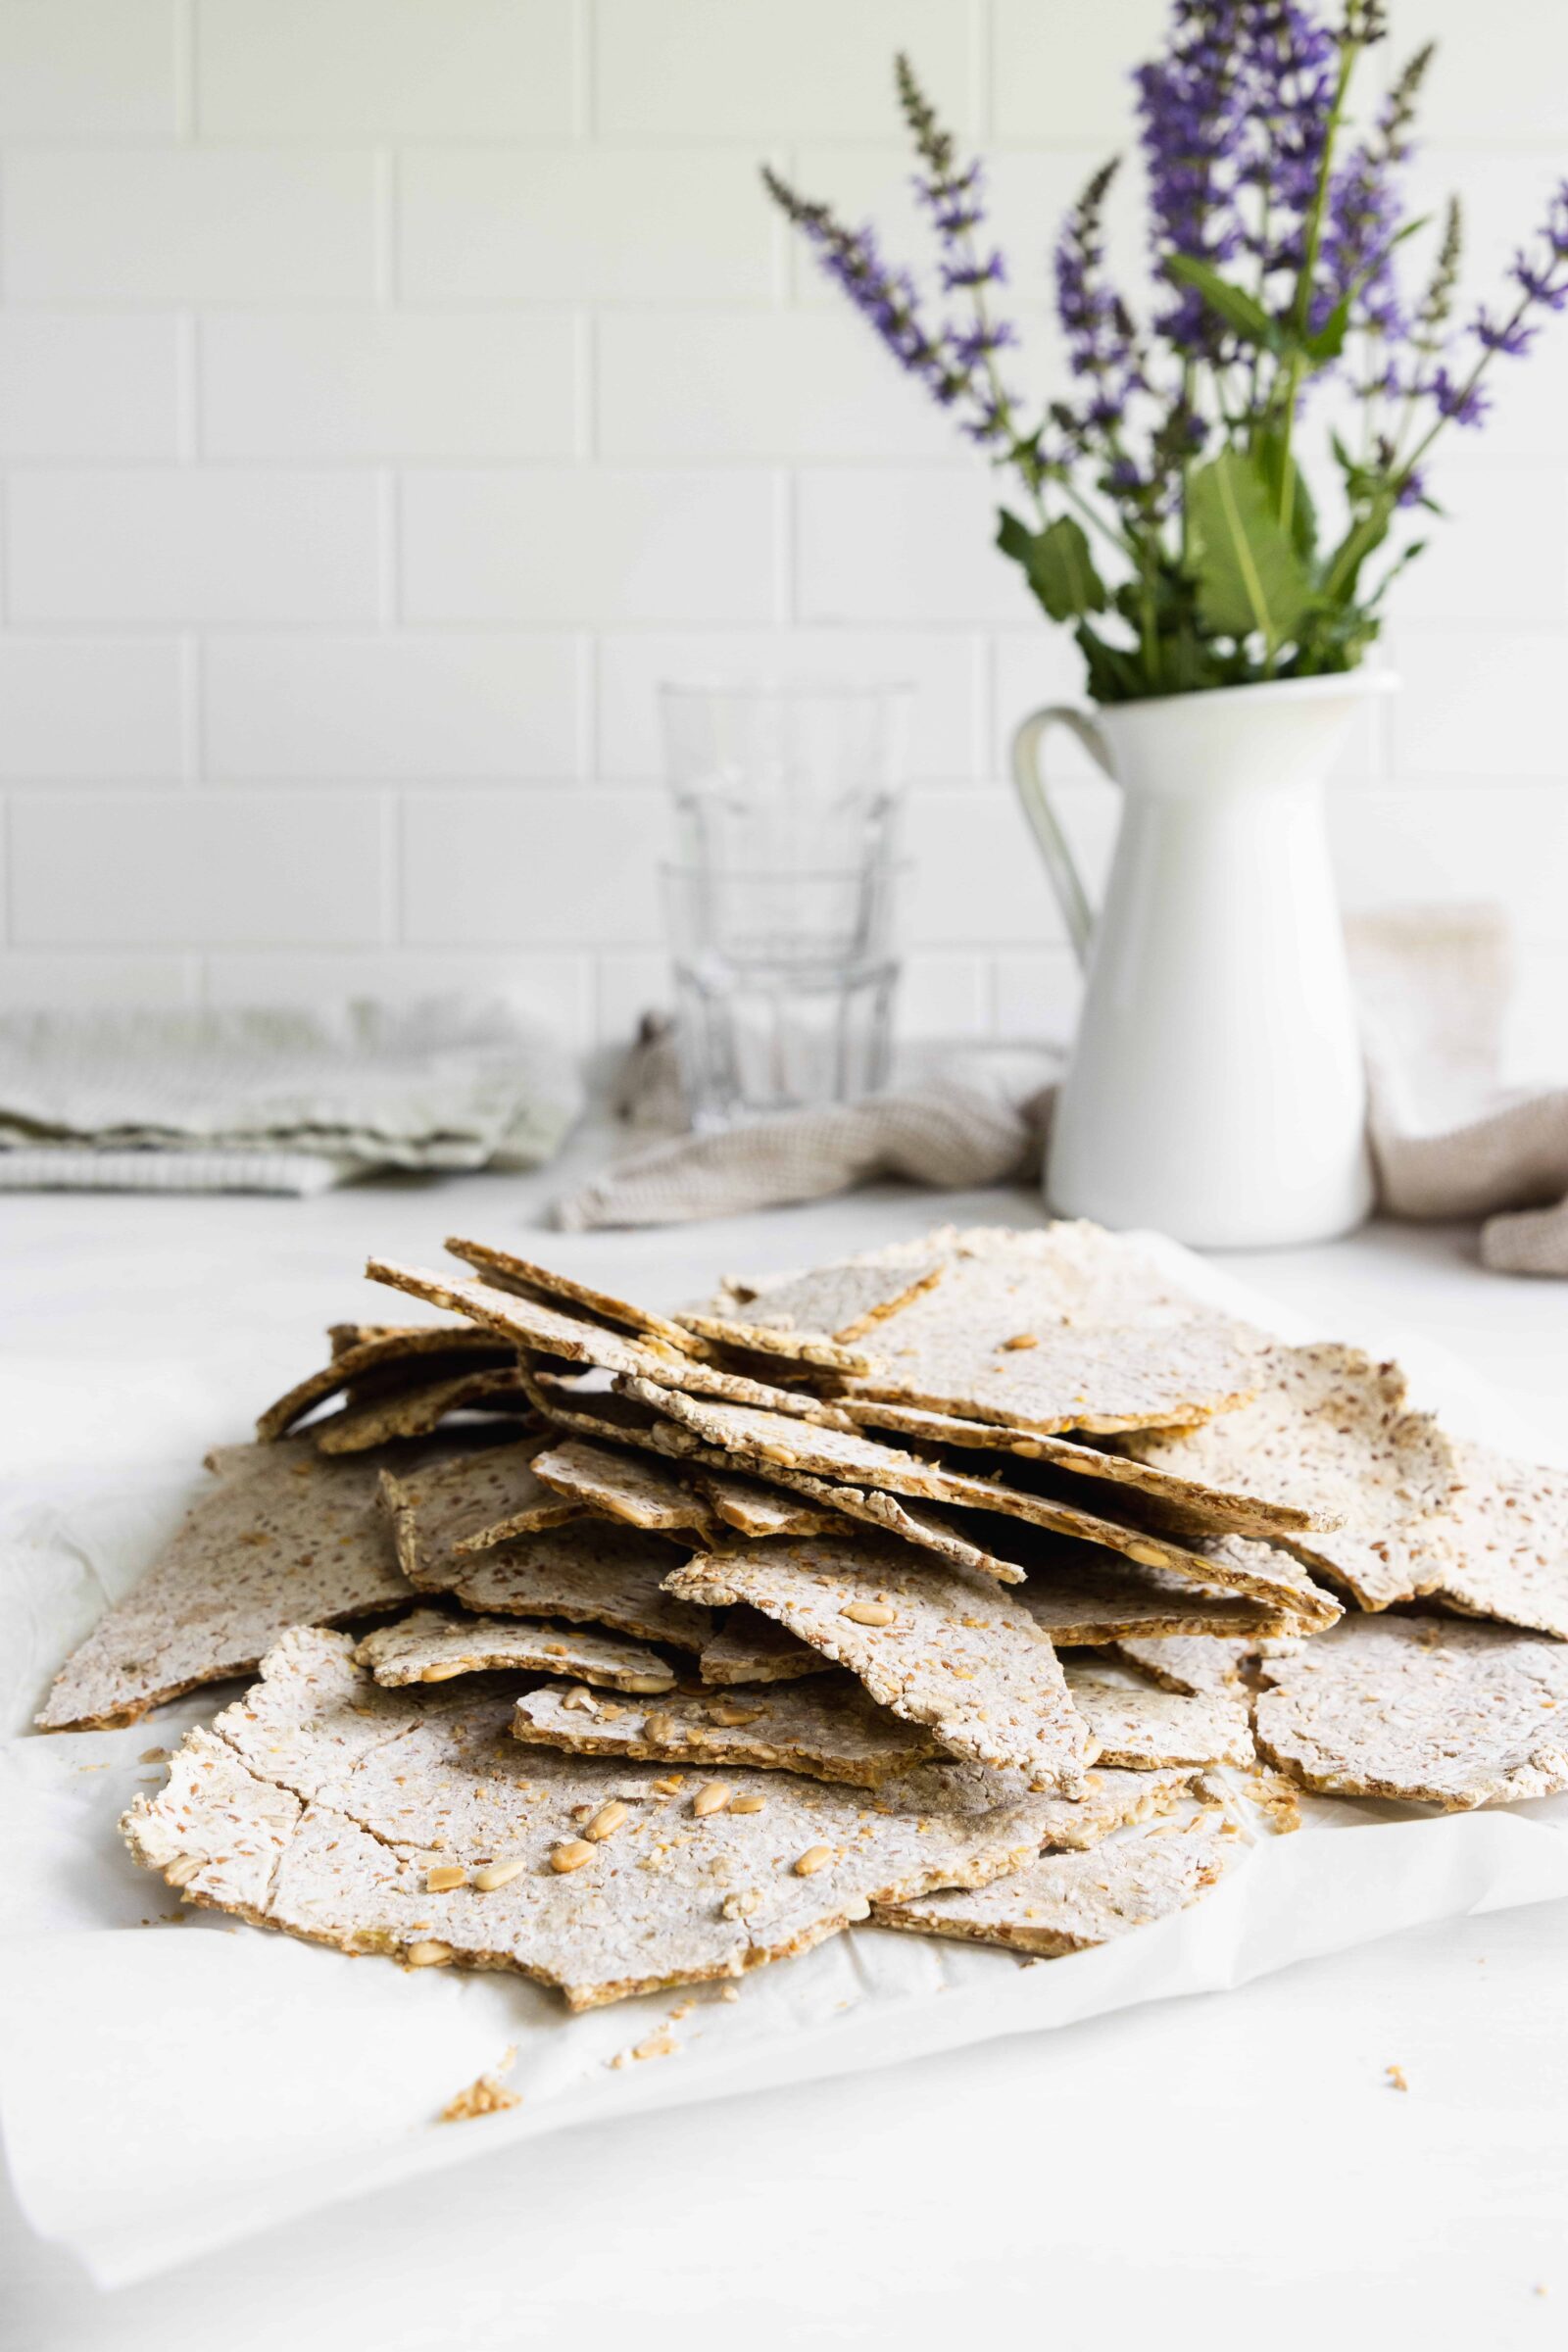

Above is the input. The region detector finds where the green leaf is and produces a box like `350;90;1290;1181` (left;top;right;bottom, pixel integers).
1165;255;1284;351
1185;452;1313;648
996;510;1107;623
1253;427;1318;563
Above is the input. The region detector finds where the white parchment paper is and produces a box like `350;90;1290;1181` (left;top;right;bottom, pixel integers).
4;1244;1566;2288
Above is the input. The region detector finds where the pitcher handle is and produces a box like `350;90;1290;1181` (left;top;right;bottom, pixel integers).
1009;704;1114;971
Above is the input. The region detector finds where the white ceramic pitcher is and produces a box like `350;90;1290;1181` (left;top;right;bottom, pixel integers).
1011;670;1395;1249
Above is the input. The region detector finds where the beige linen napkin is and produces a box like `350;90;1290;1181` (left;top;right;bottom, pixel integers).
557;907;1568;1273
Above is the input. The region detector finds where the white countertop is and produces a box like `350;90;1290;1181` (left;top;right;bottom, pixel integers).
3;1150;1566;2351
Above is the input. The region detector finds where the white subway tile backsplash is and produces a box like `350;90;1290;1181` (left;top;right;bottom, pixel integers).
904;786;1115;948
1330;783;1568;944
797;468;1040;626
401;787;667;945
400;469;778;624
993;947;1083;1044
0;952;199;1006
203;634;584;779
896;952;994;1041
6;471;382;624
0;318;179;459
398;149;776;304
0;0;176;139
593;0;973;139
597;311;958;462
0;2;1558;1028
199;313;578;461
9;790;389;947
597;630;981;782
203;949;596;1043
3;151;378;304
991;0;1169;142
196;0;575;139
0;639;185;777
1392;466;1568;624
1388;628;1568;778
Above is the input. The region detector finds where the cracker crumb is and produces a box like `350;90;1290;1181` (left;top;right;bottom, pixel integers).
138;1746;170;1764
1386;2063;1408;2093
439;2045;520;2124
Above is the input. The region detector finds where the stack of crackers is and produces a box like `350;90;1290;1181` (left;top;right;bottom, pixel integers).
39;1224;1568;2012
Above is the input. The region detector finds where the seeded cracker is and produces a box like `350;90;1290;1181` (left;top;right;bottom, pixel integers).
826;1224;1265;1435
404;1516;711;1652
315;1364;530;1454
368;1258;857;1428
1116;1343;1460;1608
444;1235;708;1358
672;1313;875;1376
257;1324;509;1443
530;1437;720;1540
121;1627;1061;2009
873;1810;1239;1955
1412;1440;1568;1641
695;1468;848;1541
35;1439;413;1731
697;1254;947;1344
838;1396;1330;1543
698;1609;834;1686
665;1534;1095;1793
1060;1662;1254;1768
514;1671;933;1787
379;1439;580;1581
1252;1614;1568;1809
356;1607;676;1694
616;1376;1338;1623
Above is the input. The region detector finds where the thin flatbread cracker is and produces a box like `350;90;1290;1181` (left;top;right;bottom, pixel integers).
257;1324;508;1442
355;1607;676;1693
665;1535;1094;1794
1253;1613;1568;1809
1117;1343;1460;1609
35;1439;412;1731
616;1378;1339;1624
700;1255;946;1344
1061;1662;1254;1768
698;1609;834;1687
530;1438;719;1540
409;1516;710;1652
444;1235;708;1357
513;1671;933;1788
316;1365;530;1453
1110;1631;1303;1697
1413;1440;1568;1641
839;1396;1329;1543
873;1809;1238;1954
379;1440;579;1581
673;1312;874;1377
1015;1550;1281;1643
695;1468;847;1542
122;1627;1063;2010
826;1224;1264;1435
368;1259;855;1427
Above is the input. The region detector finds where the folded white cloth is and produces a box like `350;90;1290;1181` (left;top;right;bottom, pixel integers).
0;1000;582;1195
557;907;1568;1275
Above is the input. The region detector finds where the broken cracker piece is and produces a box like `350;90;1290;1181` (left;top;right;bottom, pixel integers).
405;1515;710;1653
121;1626;1060;2011
1252;1613;1568;1810
35;1439;412;1732
1117;1343;1460;1609
513;1671;933;1788
355;1606;676;1694
873;1808;1239;1954
666;1534;1094;1795
699;1607;834;1686
1061;1662;1254;1769
444;1236;708;1358
380;1439;579;1582
530;1437;719;1541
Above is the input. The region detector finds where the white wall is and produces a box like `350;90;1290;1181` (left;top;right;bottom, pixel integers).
0;0;1564;1058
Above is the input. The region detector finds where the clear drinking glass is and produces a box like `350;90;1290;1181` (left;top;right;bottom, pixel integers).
660;682;911;1129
